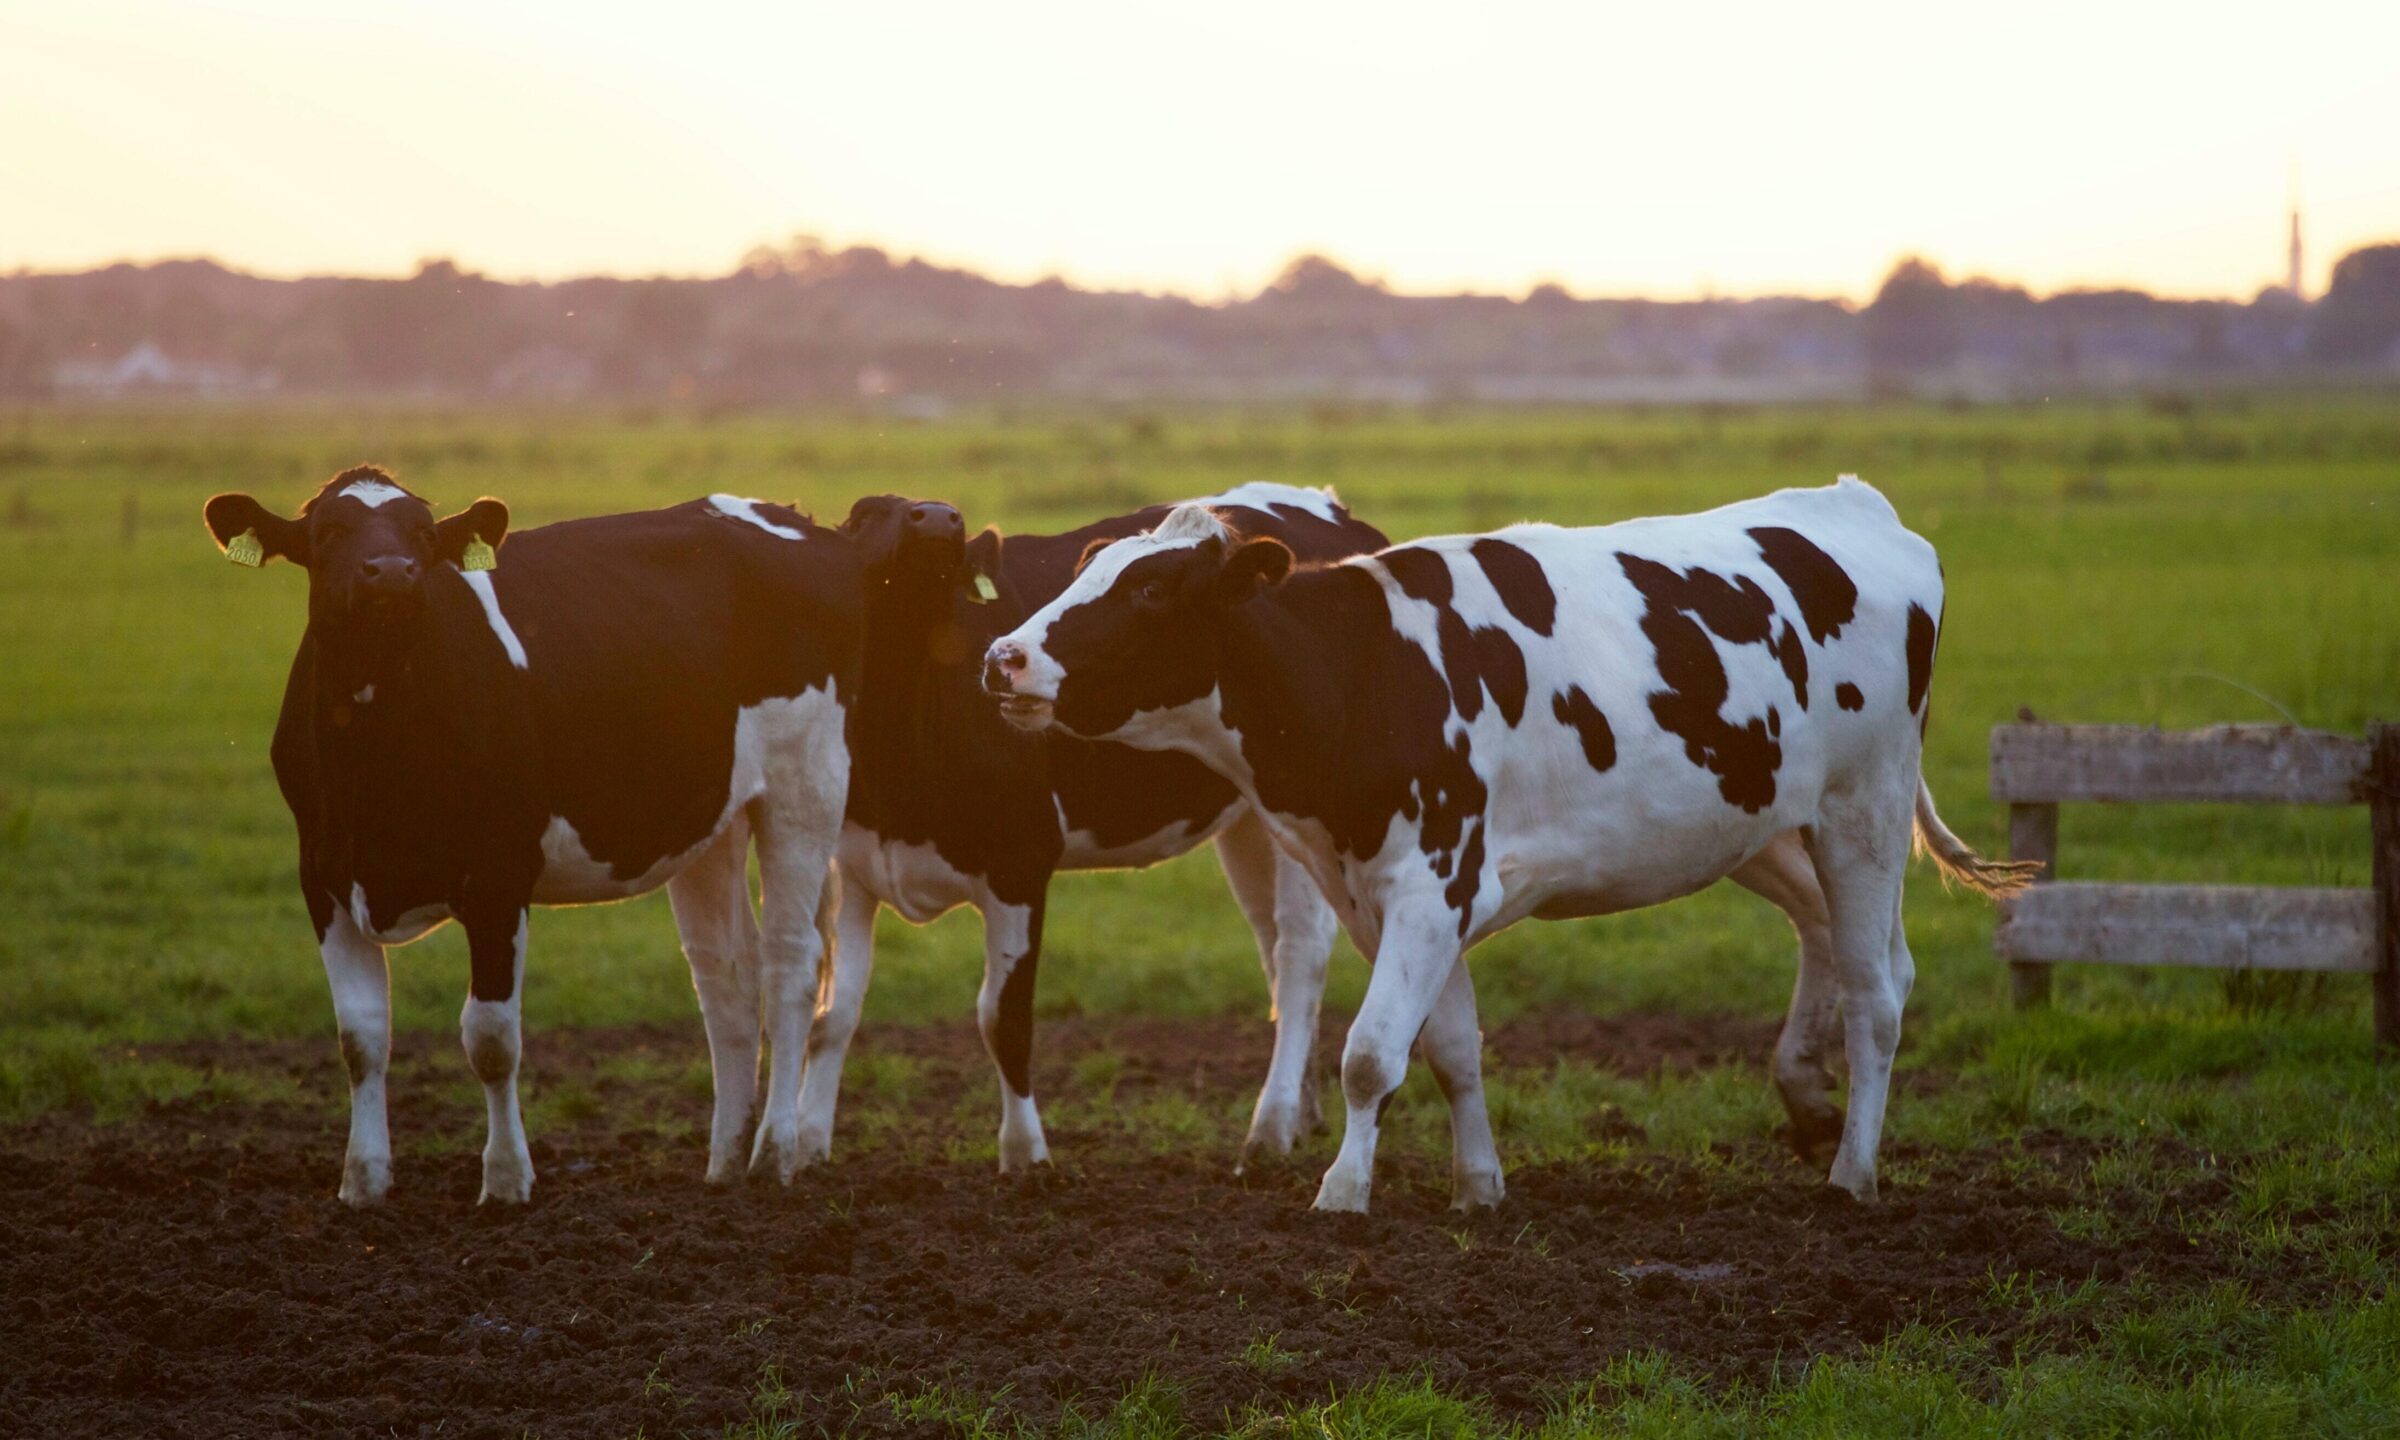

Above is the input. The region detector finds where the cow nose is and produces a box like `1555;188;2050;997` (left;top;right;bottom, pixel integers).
982;641;1027;695
358;555;420;592
906;502;963;539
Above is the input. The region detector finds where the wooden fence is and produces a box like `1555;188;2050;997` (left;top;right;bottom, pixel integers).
1989;720;2400;1053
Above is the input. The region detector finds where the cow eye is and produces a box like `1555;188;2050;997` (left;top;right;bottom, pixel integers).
1133;580;1168;608
414;526;436;546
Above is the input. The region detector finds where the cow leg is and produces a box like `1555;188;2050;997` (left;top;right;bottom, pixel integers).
976;895;1051;1172
792;875;880;1165
1416;955;1503;1210
1215;810;1336;1167
1728;831;1845;1167
747;799;844;1184
666;821;764;1184
319;911;393;1207
1803;781;1915;1203
1314;898;1461;1213
461;909;534;1206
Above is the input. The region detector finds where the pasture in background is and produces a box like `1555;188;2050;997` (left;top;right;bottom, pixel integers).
5;399;2392;1064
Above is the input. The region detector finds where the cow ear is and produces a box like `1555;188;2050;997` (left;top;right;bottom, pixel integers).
962;526;1004;600
203;492;306;567
1213;537;1292;606
435;498;510;568
1074;536;1114;577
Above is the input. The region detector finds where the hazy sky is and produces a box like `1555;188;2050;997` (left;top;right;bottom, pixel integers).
6;1;2395;301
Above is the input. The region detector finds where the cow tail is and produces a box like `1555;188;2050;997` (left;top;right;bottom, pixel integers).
1912;776;2043;897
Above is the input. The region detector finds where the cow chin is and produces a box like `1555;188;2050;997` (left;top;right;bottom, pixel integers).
996;695;1055;732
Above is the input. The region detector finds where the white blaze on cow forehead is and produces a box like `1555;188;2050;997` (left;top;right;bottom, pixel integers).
461;570;529;669
1186;480;1343;523
340;478;411;508
998;502;1227;694
707;494;808;541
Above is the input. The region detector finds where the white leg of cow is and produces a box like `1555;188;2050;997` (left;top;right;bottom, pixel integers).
1314;899;1461;1214
1215;813;1337;1167
1728;831;1846;1166
1804;783;1915;1202
1416;955;1503;1210
461;911;534;1206
792;876;880;1165
667;823;763;1184
319;911;393;1207
748;802;842;1184
975;897;1051;1173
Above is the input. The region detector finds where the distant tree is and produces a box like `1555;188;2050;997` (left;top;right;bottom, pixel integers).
1863;256;1962;378
1263;253;1382;301
2308;243;2400;364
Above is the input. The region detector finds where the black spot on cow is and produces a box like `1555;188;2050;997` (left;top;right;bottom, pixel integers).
1550;686;1616;772
1382;546;1453;607
1469;538;1556;636
1749;526;1858;644
1616;552;1784;813
1836;682;1865;711
1767;706;1781;738
1905;603;1937;714
1773;619;1809;710
1392;548;1531;728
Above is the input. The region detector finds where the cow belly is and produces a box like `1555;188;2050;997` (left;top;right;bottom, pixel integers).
839;824;980;923
531;812;726;904
529;693;825;906
1056;795;1237;871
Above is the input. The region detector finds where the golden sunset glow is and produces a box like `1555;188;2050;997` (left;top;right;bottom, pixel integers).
4;0;2396;298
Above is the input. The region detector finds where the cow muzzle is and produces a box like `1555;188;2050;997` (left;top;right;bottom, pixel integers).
981;640;1055;731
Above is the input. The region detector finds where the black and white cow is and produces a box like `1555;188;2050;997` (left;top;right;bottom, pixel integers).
792;483;1385;1172
204;468;859;1205
985;476;2035;1211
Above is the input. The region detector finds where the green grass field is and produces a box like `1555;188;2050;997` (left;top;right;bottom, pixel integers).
4;398;2398;1435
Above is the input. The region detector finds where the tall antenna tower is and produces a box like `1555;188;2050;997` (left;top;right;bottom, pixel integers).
2286;166;2305;300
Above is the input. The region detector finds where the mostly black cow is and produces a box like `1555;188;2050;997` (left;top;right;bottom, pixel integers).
986;477;2035;1211
205;469;859;1205
796;484;1384;1171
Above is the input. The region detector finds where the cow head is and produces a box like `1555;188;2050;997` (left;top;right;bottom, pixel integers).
204;466;510;644
836;493;996;610
982;504;1290;740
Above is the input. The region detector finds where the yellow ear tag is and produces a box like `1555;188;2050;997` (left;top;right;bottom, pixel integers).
970;571;998;603
225;529;265;568
461;536;497;573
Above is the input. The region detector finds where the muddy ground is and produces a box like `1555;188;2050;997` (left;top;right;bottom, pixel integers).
0;1014;2295;1438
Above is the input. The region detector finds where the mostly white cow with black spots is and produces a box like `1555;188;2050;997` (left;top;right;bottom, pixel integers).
803;484;1384;1171
204;468;860;1205
985;476;2035;1212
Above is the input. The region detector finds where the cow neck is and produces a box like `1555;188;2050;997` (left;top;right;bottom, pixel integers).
851;586;982;793
1213;565;1371;816
299;581;489;814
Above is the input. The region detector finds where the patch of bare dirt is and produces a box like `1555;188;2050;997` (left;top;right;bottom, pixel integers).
0;1015;2303;1437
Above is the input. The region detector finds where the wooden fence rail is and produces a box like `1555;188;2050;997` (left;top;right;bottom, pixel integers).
1988;720;2400;1053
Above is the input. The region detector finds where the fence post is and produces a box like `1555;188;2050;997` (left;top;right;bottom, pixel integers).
2008;801;2059;1009
2371;723;2399;1059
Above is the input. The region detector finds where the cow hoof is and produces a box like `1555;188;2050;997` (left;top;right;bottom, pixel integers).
996;1134;1051;1174
749;1118;808;1184
1236;1138;1292;1177
478;1148;534;1206
1311;1168;1372;1213
1827;1168;1879;1205
1784;1107;1844;1169
1451;1167;1506;1212
337;1158;391;1208
1239;1116;1302;1172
